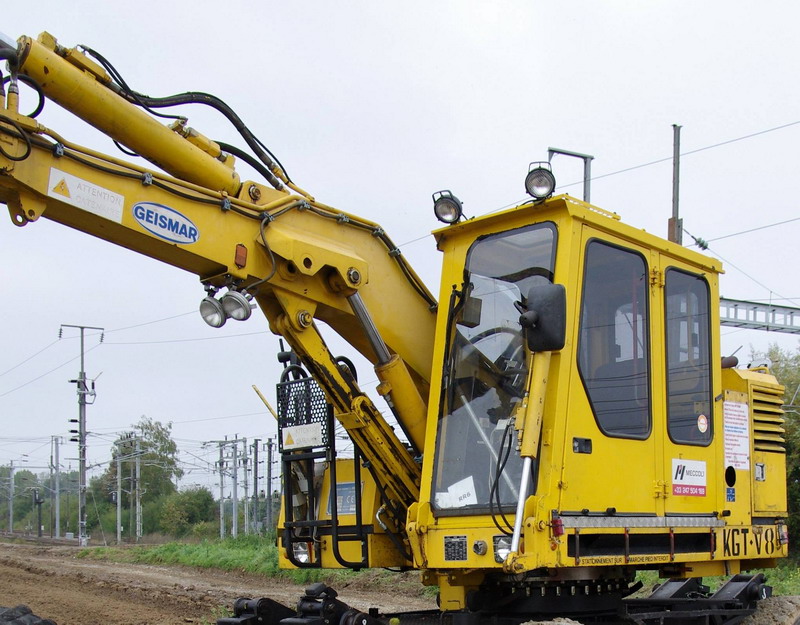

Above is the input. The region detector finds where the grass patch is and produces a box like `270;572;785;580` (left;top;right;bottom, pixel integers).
76;535;434;596
200;605;232;625
76;535;361;587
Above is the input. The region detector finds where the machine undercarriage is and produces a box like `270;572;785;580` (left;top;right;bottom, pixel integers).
218;574;772;625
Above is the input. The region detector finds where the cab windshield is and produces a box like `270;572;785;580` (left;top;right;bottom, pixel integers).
433;223;556;515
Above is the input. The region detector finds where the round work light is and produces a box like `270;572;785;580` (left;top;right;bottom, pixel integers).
524;164;556;200
221;290;254;322
200;296;227;328
432;190;464;224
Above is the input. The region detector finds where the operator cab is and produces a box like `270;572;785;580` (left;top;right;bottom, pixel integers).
422;189;738;563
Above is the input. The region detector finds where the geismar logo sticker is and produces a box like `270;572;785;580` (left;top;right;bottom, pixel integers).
132;202;199;244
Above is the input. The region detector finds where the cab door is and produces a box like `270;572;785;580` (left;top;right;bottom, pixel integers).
656;260;718;516
559;231;659;516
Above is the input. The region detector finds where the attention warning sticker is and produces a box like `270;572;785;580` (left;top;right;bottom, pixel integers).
282;422;324;450
47;168;124;223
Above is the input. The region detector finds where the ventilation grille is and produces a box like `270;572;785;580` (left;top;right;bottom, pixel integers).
751;385;785;453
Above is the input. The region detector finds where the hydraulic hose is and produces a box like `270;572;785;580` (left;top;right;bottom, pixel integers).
117;89;287;189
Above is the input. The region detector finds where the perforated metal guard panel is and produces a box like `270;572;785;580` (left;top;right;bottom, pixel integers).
277;376;330;452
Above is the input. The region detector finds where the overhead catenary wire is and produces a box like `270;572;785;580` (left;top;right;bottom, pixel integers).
395;119;800;250
688;216;800;247
0;330;275;407
684;229;800;309
0;313;198;379
0;314;226;399
102;330;268;345
555;119;800;193
463;118;800;227
0;343;102;398
104;311;197;334
0;339;60;378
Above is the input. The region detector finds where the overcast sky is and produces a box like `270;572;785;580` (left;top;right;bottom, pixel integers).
2;2;800;494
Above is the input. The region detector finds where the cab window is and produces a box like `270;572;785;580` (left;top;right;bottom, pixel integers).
578;240;651;438
433;222;556;513
665;268;712;444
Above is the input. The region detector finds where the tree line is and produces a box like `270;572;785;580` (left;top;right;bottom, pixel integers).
1;416;278;541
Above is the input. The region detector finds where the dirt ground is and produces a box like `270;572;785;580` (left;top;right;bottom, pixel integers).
0;541;798;625
0;542;434;625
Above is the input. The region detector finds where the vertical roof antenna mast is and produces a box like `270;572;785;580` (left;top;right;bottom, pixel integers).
668;124;683;244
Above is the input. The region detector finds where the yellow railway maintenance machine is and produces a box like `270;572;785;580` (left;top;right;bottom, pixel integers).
0;32;789;625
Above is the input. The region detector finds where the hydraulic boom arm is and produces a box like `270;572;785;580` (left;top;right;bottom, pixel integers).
0;32;436;520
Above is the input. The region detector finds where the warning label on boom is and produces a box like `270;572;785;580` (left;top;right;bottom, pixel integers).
48;168;124;223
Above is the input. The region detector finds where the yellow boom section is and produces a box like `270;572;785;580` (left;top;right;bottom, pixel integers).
17;33;242;196
0;32;437;513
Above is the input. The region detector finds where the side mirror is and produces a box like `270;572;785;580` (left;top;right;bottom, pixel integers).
519;284;566;352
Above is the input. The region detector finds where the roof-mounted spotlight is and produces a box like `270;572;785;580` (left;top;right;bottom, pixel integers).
221;290;255;322
200;295;227;328
525;162;556;200
432;190;463;224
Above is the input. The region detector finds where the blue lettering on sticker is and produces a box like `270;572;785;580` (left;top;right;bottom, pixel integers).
132;202;199;244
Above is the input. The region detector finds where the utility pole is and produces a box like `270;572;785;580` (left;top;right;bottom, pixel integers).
242;438;249;535
49;446;53;537
266;438;274;532
129;452;134;541
115;437;123;544
117;431;139;542
65;463;71;533
135;436;142;542
231;438;239;538
8;460;14;534
116;449;122;544
218;443;225;539
52;436;62;538
62;323;103;547
206;437;250;538
252;439;260;534
668;124;683;244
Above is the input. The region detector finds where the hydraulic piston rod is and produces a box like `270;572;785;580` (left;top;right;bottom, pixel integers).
347;292;427;453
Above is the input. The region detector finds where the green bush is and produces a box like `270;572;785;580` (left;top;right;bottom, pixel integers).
191;521;219;540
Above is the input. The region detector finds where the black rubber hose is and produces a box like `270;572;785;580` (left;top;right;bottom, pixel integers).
81;45;286;186
127;90;288;187
0;113;32;161
1;73;45;118
216;140;275;186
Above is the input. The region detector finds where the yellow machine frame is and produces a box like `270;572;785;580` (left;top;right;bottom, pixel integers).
0;31;789;618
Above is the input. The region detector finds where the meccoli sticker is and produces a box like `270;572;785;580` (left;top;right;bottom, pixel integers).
672;458;707;497
132;202;199;244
